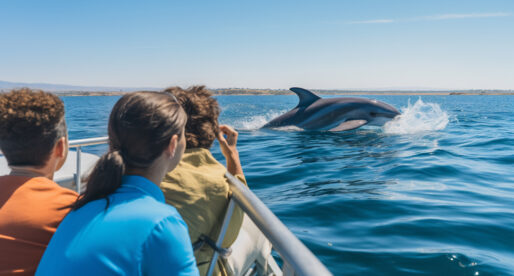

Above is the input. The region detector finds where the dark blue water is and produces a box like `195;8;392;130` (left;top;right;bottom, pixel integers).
63;95;514;276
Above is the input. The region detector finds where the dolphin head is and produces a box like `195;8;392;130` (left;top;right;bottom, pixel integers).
366;100;401;126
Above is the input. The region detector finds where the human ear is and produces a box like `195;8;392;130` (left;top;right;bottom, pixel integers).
54;136;68;172
167;135;178;159
54;137;67;158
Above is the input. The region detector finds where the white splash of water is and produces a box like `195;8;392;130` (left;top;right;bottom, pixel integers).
272;125;305;132
236;111;287;130
383;99;449;134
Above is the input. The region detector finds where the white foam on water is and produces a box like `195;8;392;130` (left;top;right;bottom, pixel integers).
235;111;288;130
383;99;449;134
271;125;305;132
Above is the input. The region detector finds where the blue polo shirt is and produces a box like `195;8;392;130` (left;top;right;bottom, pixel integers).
36;175;199;276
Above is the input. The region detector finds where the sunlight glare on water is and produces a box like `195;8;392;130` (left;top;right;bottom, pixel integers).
383;98;449;134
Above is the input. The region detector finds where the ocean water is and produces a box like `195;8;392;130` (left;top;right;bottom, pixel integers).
62;95;514;276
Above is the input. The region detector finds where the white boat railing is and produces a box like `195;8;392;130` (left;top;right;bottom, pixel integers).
219;173;332;276
68;136;108;193
69;137;332;276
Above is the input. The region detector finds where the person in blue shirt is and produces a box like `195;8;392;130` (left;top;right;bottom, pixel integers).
36;91;199;276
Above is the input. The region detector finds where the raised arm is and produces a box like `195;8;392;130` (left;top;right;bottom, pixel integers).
217;125;243;176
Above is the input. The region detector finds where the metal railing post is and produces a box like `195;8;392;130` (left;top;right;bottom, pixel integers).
75;146;82;193
206;198;236;276
68;136;107;193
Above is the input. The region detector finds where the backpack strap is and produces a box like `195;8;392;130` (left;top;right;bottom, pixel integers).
192;234;232;258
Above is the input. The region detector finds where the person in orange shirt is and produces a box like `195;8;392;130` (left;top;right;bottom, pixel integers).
0;88;78;275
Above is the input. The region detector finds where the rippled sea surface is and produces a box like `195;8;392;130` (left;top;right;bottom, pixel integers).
63;95;514;276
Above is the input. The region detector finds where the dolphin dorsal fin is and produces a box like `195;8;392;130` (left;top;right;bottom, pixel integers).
290;87;321;108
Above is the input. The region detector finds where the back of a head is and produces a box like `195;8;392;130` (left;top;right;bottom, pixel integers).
108;91;187;166
0;88;66;167
164;86;220;149
72;91;187;210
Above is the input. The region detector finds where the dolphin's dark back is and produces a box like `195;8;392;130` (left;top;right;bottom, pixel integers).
262;87;400;130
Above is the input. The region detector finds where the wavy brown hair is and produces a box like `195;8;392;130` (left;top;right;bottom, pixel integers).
164;86;220;149
0;88;66;167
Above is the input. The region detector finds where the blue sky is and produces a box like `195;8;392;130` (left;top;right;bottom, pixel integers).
1;0;513;89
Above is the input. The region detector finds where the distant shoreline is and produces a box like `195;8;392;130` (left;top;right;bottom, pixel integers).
2;89;513;96
50;91;514;96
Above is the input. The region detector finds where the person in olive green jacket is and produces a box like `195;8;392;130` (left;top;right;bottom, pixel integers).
161;86;246;276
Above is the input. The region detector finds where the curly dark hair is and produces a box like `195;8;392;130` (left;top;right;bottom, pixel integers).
0;88;66;167
164;86;220;149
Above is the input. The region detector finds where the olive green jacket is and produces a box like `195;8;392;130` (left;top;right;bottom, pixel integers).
161;148;246;276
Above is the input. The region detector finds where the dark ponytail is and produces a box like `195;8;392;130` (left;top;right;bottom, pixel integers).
71;151;125;210
71;92;187;210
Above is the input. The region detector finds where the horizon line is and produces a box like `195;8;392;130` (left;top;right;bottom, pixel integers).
1;80;513;92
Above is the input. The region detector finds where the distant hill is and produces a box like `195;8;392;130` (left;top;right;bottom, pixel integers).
0;80;158;93
211;88;514;96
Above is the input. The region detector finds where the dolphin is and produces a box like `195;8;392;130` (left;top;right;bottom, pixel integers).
262;87;400;131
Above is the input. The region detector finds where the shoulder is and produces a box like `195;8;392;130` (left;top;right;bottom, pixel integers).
144;200;183;223
31;177;78;206
108;192;182;224
27;177;78;195
0;175;65;191
162;159;227;192
148;213;189;239
140;214;199;275
0;176;77;208
0;176;77;232
143;214;190;255
165;150;227;181
180;148;226;169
